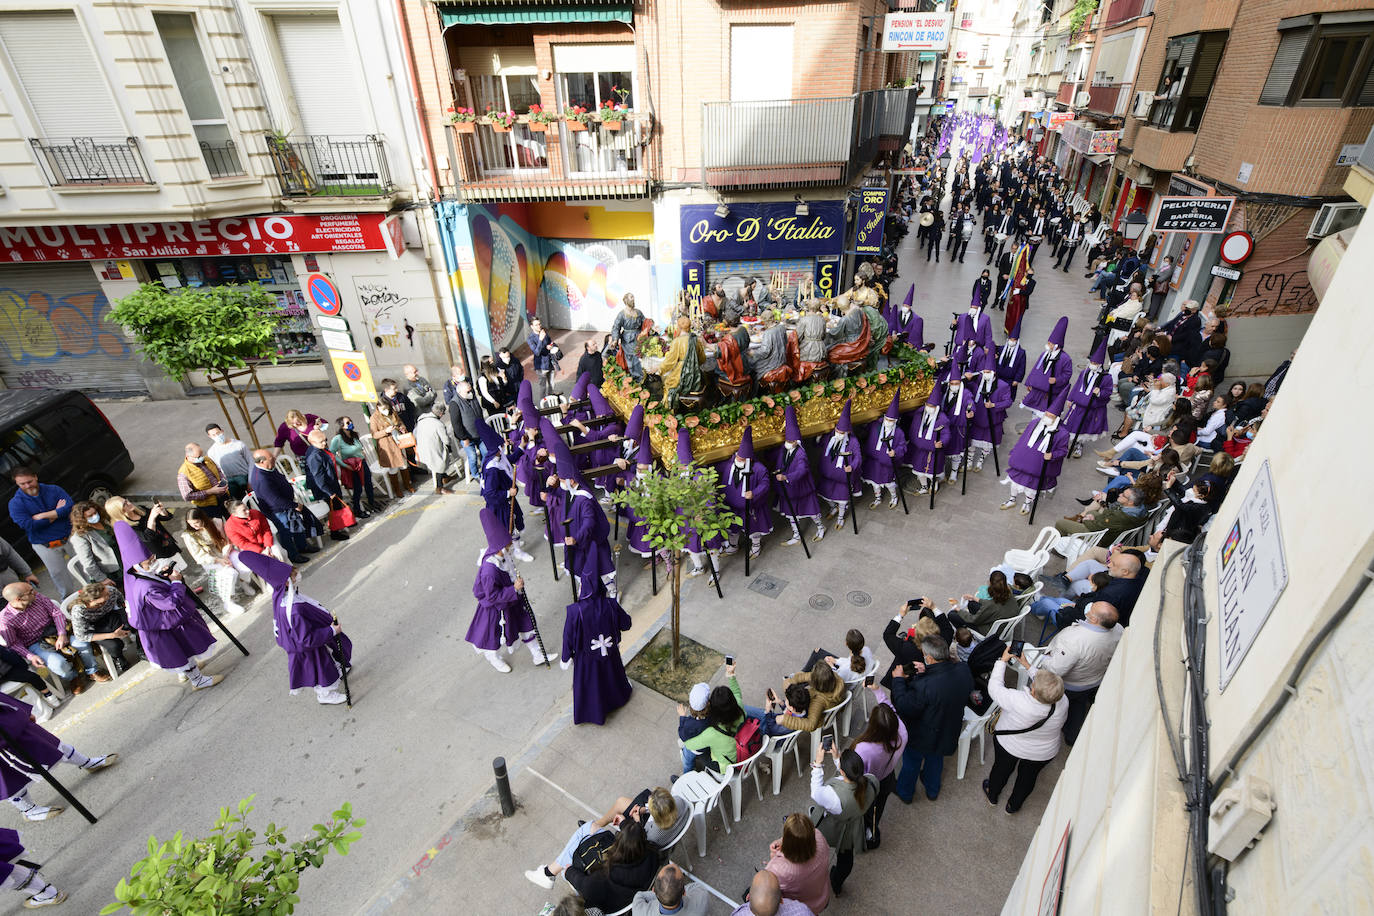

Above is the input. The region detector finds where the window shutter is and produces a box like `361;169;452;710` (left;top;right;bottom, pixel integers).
0;11;124;137
1260;28;1313;105
1357;56;1374;105
272;14;364;136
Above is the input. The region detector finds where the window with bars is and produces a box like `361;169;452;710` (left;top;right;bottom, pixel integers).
1260;13;1374;106
1148;32;1227;131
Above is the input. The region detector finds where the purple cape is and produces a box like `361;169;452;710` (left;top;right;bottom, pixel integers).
994;343;1027;387
561;489;615;597
0;694;61;799
940;387;976;452
482;460;524;534
561;594;633;725
1061;367;1113;436
968;378;1014;444
274;592;352;690
124;571;215;669
1007;422;1073;490
466;555;536;651
1022;349;1073;411
772;443;821;518
861;421;908;486
904;409;952;476
953;311;994;352
888;306;924;349
0;827;23;885
816;433;862;501
718;460;773;537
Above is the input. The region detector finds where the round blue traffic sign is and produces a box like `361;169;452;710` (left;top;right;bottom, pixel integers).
305;273;341;316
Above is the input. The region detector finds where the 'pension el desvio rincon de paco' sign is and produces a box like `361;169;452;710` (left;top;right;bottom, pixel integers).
680;201;845;261
1152;197;1236;234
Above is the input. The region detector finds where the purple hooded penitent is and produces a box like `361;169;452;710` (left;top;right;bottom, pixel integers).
238;550;352;691
115;521;215;670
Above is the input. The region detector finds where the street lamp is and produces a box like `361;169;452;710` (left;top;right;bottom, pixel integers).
1122;209;1149;242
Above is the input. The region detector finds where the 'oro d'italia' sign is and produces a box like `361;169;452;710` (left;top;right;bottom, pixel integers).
680;201;845;261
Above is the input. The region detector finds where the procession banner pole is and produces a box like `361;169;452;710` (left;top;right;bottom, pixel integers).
561;501;578;603
542;501;560;583
707;550;724;600
894;464;910;515
0;720;96;825
960;408;973;496
330;616;352;708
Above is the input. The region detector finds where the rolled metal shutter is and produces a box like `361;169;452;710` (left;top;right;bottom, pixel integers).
0;263;149;396
706;258;814;307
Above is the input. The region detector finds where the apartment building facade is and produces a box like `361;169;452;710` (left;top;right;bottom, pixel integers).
0;0;454;399
410;0;921;357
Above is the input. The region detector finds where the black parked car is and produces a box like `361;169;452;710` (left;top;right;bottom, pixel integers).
0;389;134;555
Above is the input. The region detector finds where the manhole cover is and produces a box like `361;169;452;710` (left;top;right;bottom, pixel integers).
748;574;788;599
847;590;872;607
808;594;834;610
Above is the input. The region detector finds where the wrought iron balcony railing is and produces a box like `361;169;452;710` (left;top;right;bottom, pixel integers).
266;134;393;198
29;136;153;186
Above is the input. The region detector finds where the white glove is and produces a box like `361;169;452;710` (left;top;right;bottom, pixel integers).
560;658;572;671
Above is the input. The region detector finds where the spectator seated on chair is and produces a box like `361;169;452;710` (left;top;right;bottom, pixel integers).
632;862;708;916
564;820;658;914
223;501;291;564
68;582;133;676
1037;602;1123;747
676;682;712;772
0;582;97;693
0;642;61;720
731;870;815;916
1030;549;1145;633
743;660;845;738
760;813;831;914
1054;485;1148;539
67;500;121;586
682;678;747;774
798;629;874;685
946;569;1021;632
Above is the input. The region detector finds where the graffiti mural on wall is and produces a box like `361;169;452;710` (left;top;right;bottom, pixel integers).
1233;270;1318;317
0;287;129;365
466;206;652;352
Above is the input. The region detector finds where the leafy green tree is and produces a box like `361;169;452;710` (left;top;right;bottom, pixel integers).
101;796;364;916
108;282;279;382
614;459;738;666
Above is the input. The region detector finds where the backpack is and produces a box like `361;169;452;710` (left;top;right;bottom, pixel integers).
729;717;764;762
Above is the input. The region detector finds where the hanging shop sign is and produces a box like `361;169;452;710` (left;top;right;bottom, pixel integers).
1152;196;1236;234
1047;111;1074;130
814;257;838;300
679;201;845;262
0;214;393;263
854;188;890;255
881;12;952;52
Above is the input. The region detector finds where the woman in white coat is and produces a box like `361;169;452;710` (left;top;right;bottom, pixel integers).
982;649;1068;814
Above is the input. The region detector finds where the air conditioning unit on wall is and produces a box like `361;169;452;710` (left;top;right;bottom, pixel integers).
1133;90;1154;117
1308;202;1365;239
1074;91;1090;107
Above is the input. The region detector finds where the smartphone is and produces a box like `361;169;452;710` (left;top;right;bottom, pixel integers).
821;735;835;752
864;675;876;687
724;655;735;667
1010;640;1026;657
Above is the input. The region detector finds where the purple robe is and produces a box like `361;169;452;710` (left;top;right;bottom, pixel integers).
968;377;1014;445
1007;420;1073;491
994;342;1028;391
772;444;821;518
888;307;924;349
861;420;908;486
1022;348;1072;412
607;438;641;491
952;339;987;378
481;459;524;535
1061;367;1113;437
272;590;353;690
577;424;624;472
620;467;654;557
124;570;215;670
904;408;952;476
561;488;616;597
0;693;62;799
816;432;862;502
719;460;773;538
465;554;536;651
952;312;994;352
941;387;977;454
517;449;552;510
561;594;633;726
0;828;25;885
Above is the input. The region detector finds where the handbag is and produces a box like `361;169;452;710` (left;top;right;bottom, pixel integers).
990;704;1055;737
569;829;616;874
327;496;356;532
392;430;417;450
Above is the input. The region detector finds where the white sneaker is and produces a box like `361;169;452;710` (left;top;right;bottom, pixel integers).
869;498;881;509
511;547;535;563
917;484;929;494
1000;498;1016;510
191;674;223;690
722;545;738;556
748;544;760;559
813;527;826;542
22;806;61;822
974;461;985;472
529;648;550;666
81;753;118;771
888;497;899;509
22;885;66;908
525;868;555;890
783;535;800;546
688;566;705;578
488;655;512;673
1020;503;1031;515
317;689;348;705
224;602;247;617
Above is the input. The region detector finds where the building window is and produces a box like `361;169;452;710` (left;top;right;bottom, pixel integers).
551;44;640;176
1148;31;1227;131
1260;14;1374;107
154;13;242;178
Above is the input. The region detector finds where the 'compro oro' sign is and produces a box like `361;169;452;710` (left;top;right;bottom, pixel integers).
1152;196;1236;234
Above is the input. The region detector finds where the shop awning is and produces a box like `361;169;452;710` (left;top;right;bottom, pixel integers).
1085;153;1111;165
438;2;632;26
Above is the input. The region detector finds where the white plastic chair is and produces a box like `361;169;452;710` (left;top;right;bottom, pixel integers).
1110;520;1150;548
717;743;766;822
957;703;999;779
1051;528;1109;564
359;433;402;499
987;605;1034;643
810;698;848;760
761;730;805;796
2;681;52;721
840;681;864;736
824;692;851;745
670;770;733;856
1003;526;1058;577
658;805;696;871
539;394;568;425
1014;580;1044;611
67;556;92;589
487;413;512;436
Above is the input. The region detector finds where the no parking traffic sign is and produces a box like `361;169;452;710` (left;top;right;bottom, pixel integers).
329;351;376;403
305;272;342;316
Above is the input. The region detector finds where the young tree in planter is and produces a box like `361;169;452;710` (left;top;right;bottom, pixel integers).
613;457;737;667
101;796;363;915
108;282;281;446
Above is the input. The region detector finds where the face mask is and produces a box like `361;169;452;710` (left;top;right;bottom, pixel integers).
210;433;225;444
318;422;328;432
86;514;101;524
191;456;205;464
344;422;353;431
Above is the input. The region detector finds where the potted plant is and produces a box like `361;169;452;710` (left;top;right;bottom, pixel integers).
564;104;592;131
526;103;555;132
484;105;518;132
448;106;477;133
600;86;631;130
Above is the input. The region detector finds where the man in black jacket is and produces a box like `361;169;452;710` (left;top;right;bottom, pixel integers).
881;599;932;689
447;379;486;481
890;635;974;802
1035;550;1146;632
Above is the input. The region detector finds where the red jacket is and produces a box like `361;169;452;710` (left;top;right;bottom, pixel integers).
224;509;274;553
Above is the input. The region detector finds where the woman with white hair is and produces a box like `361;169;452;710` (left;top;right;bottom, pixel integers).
982;647;1069;814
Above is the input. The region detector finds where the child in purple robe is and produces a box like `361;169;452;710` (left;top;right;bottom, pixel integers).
773;405;824;545
477;419;533;562
816;401;862;529
0;827;67;906
939;374;978;482
604;404;645;496
861;392;908;508
0;692;115;824
1002;387;1073;514
1021;316;1073;415
237;551;353;705
994;317;1028;399
904;390;952;493
560;593;633;725
1061;338;1113;457
550;438;617;599
718;428;772;560
114;521;223;691
622;436;656;559
465;508;545;673
967;350;1014;473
